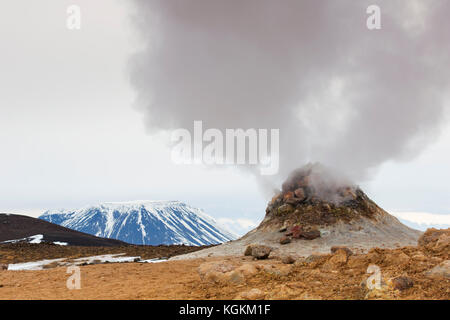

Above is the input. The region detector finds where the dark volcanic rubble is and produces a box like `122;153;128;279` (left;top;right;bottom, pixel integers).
261;164;384;238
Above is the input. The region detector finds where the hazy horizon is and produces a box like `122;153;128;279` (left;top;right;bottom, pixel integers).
1;1;450;236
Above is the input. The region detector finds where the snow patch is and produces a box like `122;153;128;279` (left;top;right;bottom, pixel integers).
1;234;43;244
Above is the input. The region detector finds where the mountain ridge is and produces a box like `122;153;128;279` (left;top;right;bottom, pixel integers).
0;213;127;246
39;200;236;246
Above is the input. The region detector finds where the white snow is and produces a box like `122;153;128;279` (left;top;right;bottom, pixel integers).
72;253;139;264
7;258;66;271
1;234;44;244
139;258;168;263
6;253;168;271
53;241;68;246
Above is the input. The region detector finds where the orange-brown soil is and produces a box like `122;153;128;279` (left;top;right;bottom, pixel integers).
0;242;448;300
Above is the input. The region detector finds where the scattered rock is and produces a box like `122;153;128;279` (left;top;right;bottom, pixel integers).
390;276;414;291
251;245;272;260
0;264;8;271
286;225;302;238
237;288;265;300
424;260;450;279
300;229;321;240
281;255;295;264
279;236;291;245
278;226;288;233
286;225;321;240
330;246;353;257
244;244;255;256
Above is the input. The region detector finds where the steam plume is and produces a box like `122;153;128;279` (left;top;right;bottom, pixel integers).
128;0;450;188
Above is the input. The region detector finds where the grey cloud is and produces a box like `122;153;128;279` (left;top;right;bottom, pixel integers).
128;0;450;189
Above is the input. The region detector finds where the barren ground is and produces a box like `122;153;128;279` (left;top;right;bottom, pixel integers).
0;244;448;300
0;242;213;265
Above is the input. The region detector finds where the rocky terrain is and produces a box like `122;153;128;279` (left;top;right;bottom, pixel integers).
172;164;421;260
0;228;448;299
0;165;446;300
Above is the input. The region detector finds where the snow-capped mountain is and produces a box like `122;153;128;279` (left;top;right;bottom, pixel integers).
39;201;237;246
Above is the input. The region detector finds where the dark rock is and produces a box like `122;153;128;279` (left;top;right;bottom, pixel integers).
287;225;303;239
301;229;321;240
244;244;255;256
391;276;414;291
281;255;295;264
279;236;291;245
251;245;272;260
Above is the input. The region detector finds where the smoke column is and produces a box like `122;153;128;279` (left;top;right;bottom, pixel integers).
128;0;450;189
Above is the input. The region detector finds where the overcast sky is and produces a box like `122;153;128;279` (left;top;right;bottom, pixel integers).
1;0;449;234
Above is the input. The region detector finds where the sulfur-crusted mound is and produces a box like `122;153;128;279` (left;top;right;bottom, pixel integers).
260;163;385;232
172;163;422;260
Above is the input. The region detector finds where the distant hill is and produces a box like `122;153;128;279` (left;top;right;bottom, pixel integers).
39;201;236;246
0;213;127;246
